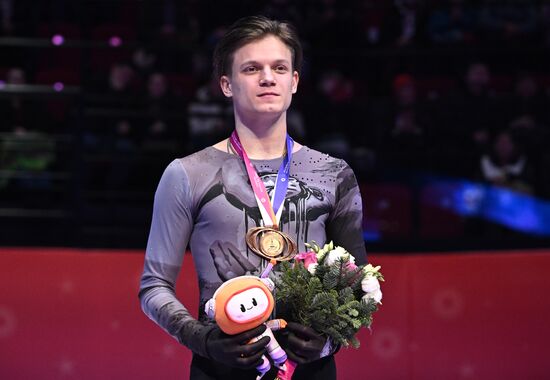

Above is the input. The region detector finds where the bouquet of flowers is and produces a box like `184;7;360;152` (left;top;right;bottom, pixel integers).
275;241;384;348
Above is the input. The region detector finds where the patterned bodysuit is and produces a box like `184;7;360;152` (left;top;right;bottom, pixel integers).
139;145;367;377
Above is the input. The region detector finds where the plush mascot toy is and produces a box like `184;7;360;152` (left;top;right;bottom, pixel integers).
204;260;294;379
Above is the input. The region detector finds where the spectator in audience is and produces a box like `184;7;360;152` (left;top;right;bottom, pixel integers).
89;62;139;110
1;67;52;133
371;73;434;172
107;63;137;99
502;73;548;174
145;72;175;113
190;50;212;84
392;73;417;108
86;61;141;155
477;130;535;194
111;119;136;153
141;72;180;153
505;72;546;123
382;108;429;169
84;62;140;189
508;115;550;196
469;129;537;239
357;0;388;46
445;62;499;155
383;0;428;47
312;69;362;151
131;46;158;80
2;67;26;132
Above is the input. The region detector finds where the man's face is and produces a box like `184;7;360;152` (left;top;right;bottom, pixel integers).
220;35;299;119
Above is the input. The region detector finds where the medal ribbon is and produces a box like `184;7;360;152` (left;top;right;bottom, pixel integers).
229;130;293;228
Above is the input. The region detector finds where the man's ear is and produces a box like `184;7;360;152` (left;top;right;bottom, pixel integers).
291;71;299;94
220;75;232;97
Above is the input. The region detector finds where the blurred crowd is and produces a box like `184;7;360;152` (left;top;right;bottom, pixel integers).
3;0;550;47
1;0;550;200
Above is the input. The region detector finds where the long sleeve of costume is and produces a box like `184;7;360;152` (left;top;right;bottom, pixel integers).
138;159;215;358
326;159;367;266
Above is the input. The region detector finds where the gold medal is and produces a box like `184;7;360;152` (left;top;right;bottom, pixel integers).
246;227;297;261
260;231;284;256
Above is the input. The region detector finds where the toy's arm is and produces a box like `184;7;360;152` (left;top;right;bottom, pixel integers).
265;319;287;331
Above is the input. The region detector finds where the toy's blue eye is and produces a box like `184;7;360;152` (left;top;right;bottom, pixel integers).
240;304;246;312
252;298;257;306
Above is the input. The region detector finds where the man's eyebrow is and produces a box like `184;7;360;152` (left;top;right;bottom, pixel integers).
239;59;291;68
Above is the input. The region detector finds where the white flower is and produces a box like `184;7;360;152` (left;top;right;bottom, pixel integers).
324;246;350;266
362;289;383;304
362;271;383;304
307;263;318;275
361;276;380;293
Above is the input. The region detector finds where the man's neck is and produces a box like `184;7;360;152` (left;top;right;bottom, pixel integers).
234;113;288;160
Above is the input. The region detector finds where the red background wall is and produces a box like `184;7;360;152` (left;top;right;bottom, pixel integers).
1;248;549;379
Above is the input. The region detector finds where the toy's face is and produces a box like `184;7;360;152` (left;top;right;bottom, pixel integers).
225;286;271;324
209;276;275;334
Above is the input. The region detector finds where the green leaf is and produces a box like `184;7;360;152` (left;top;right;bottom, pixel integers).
274;241;383;350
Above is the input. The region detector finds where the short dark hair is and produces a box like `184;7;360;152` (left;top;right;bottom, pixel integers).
213;15;303;80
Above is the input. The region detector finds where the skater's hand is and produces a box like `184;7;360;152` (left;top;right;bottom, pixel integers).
281;322;327;364
209;240;256;280
205;324;270;369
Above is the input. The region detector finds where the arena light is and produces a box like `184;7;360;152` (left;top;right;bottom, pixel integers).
363;231;381;242
53;82;64;92
109;36;122;47
425;180;550;236
51;34;65;46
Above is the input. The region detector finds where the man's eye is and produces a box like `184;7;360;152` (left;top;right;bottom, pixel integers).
274;65;288;73
244;66;258;73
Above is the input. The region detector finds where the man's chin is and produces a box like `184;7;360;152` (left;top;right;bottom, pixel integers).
237;104;290;122
256;103;291;114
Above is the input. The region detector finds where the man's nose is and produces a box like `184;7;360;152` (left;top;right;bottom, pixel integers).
260;68;276;86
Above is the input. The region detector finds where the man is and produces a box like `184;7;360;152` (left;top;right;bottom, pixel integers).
139;16;367;379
